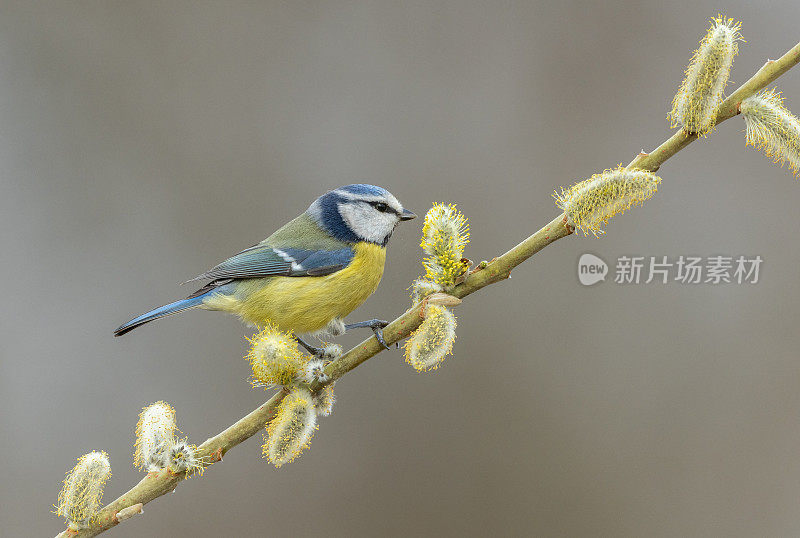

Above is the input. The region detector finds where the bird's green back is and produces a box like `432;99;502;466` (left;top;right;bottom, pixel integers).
261;213;352;251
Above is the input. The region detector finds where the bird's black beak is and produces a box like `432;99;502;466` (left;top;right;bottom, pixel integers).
400;208;417;221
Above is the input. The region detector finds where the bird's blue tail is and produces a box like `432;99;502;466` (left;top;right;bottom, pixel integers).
114;291;213;336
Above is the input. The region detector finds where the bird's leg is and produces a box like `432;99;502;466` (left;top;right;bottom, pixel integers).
294;335;326;358
344;319;391;350
294;335;342;360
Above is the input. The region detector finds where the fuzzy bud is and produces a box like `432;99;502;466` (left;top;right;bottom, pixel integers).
56;451;112;529
313;383;336;417
554;166;661;236
403;304;457;372
165;440;203;476
410;278;443;304
740;88;800;177
246;323;307;387
420;203;470;288
301;358;329;383
134;401;177;472
319;342;343;360
264;387;317;467
669;15;742;135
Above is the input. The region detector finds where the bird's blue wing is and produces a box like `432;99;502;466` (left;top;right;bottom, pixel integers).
187;245;355;282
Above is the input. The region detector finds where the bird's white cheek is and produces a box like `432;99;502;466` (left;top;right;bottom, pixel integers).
339;205;396;244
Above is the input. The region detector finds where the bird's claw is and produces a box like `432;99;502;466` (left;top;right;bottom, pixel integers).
372;324;390;350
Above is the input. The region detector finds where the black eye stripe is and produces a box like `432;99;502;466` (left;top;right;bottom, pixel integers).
368;201;396;214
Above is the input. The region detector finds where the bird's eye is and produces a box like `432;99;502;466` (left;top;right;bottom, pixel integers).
374;202;389;212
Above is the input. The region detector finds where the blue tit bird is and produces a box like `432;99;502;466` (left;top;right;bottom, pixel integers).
114;184;416;353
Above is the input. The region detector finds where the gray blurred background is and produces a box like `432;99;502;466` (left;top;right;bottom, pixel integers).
2;1;800;536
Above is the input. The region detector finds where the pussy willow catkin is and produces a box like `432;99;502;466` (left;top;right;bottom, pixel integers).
669;16;742;135
166;440;203;475
246;322;307;387
56;451;111;529
301;358;329;384
403;304;457;372
740;88;800;177
409;278;442;304
420;203;470;288
554;166;661;236
314;383;336;417
134;401;177;472
264;387;317;467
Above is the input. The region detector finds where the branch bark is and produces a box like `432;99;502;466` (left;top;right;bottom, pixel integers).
57;39;800;537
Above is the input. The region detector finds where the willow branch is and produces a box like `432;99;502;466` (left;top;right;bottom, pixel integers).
57;39;800;538
627;41;800;172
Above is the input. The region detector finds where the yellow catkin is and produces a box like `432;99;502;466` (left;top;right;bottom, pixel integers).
246;322;307;387
740;88;800;177
314;383;336;417
264;387;317;467
554;166;661;236
420;203;470;288
403;304;457;372
669;15;742;135
134;401;177;472
55;451;111;529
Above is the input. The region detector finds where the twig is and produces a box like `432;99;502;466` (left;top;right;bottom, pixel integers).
56;40;800;537
627;41;800;173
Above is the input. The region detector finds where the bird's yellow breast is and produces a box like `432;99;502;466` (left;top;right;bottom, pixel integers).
203;242;386;334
